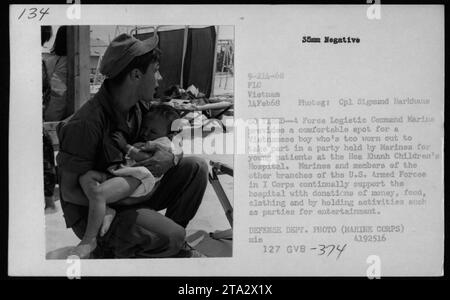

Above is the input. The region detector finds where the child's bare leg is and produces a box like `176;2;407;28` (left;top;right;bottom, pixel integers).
80;172;142;240
100;206;117;237
73;171;141;258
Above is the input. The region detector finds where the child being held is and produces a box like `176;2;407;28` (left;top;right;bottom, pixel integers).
71;104;184;258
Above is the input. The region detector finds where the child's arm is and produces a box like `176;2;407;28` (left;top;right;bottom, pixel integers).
112;131;129;153
170;134;184;165
112;131;151;162
158;135;184;166
142;137;184;166
126;145;152;162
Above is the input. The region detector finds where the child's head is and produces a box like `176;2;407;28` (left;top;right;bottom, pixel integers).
140;104;180;141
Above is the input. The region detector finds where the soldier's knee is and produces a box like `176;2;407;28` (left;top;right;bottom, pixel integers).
168;225;186;252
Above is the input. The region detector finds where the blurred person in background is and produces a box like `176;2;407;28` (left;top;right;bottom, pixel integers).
42;26;57;212
44;26;69;122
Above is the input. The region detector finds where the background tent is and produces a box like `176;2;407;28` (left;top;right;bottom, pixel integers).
135;26;216;98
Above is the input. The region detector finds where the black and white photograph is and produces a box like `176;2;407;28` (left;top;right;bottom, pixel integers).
8;4;445;279
41;25;234;259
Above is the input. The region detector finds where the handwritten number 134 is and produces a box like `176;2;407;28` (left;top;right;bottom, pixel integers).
18;8;50;21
